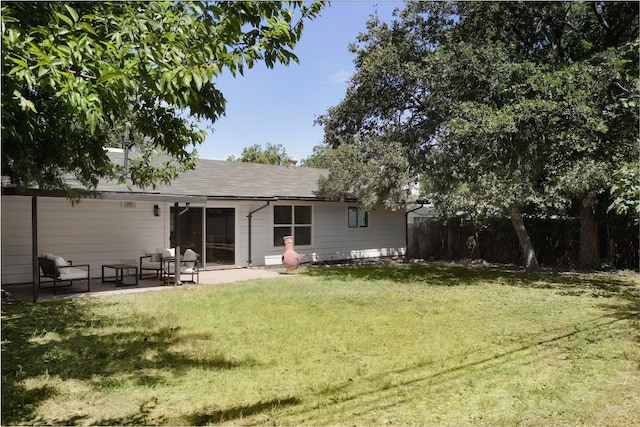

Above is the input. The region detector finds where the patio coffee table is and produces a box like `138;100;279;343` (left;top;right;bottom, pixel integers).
102;264;139;287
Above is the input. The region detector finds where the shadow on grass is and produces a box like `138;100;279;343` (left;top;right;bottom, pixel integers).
93;397;165;426
187;397;301;425
304;262;639;300
287;315;632;425
294;265;640;423
304;262;640;338
0;299;255;425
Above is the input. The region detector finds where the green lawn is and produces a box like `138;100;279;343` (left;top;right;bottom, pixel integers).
2;264;639;426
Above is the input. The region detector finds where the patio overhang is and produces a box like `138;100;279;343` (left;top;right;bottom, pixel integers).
2;187;207;302
2;186;207;204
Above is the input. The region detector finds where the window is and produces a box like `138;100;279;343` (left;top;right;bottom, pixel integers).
348;207;368;228
274;205;312;246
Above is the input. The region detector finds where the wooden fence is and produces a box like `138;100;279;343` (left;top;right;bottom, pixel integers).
407;217;639;270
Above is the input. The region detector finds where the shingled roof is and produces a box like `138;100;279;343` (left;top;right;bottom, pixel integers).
155;158;327;199
96;151;330;201
2;150;339;201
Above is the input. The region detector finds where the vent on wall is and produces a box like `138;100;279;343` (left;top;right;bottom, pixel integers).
121;201;137;209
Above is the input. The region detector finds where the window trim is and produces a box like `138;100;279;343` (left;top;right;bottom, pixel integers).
273;205;312;247
348;206;368;228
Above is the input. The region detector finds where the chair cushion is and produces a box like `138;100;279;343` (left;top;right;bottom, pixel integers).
183;249;198;262
161;248;175;258
165;265;196;274
44;253;68;267
53;255;68;268
141;261;162;269
58;266;88;280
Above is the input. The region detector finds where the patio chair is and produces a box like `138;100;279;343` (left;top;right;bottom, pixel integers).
38;254;90;294
139;248;175;280
164;248;200;284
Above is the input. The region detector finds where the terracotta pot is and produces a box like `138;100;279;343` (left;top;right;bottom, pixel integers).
281;235;301;270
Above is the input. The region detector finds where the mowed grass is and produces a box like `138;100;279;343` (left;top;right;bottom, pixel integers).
2;264;639;426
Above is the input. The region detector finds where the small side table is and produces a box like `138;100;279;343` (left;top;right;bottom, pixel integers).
102;264;139;287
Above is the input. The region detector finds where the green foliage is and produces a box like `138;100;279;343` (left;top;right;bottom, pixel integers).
317;2;638;215
317;137;414;211
608;162;640;222
316;1;638;269
2;1;324;194
299;144;332;168
227;143;292;165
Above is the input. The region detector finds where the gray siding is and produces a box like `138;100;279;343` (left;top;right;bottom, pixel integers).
248;201;406;265
2;197;406;285
2;196;166;284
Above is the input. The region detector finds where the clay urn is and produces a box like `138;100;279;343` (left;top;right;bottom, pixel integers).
281;235;301;271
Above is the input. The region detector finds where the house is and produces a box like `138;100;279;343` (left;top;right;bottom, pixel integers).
1;151;407;285
407;202;438;224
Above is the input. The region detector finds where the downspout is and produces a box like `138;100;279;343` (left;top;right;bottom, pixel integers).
247;199;275;266
405;203;425;260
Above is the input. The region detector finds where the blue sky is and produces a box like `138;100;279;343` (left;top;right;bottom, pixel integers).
196;1;402;161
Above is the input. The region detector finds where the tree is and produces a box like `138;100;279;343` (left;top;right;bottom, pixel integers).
300;144;332;168
608;162;640;222
317;1;638;271
2;1;324;195
227;143;292;165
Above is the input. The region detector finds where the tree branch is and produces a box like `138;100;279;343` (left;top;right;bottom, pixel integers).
615;81;632;94
591;2;610;32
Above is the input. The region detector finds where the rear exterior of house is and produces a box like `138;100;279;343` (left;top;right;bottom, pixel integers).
1;156;406;285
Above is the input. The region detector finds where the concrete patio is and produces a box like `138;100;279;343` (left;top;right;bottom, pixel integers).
2;267;286;302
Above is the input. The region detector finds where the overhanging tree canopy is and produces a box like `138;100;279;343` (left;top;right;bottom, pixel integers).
317;1;638;271
2;1;324;194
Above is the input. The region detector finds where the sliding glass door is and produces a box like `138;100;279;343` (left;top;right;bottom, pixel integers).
206;208;235;265
170;207;203;257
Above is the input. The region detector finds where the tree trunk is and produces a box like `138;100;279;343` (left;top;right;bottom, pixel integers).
508;203;541;272
579;194;599;269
